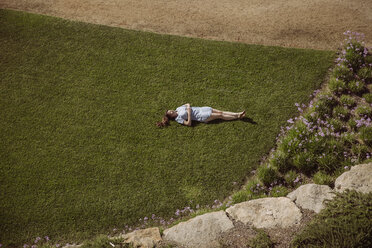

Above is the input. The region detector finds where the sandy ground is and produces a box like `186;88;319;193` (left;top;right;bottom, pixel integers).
1;0;371;50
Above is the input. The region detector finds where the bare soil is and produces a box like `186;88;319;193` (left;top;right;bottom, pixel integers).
1;0;372;50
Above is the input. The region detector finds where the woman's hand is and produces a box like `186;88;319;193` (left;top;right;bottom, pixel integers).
185;103;190;108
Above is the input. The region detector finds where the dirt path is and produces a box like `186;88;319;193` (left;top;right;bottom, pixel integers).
1;0;372;50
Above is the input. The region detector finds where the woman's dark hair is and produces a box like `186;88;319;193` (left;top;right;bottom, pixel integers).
156;111;174;127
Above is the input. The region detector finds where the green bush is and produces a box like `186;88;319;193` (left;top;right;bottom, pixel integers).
293;152;317;175
355;104;372;117
270;186;289;197
341;132;357;147
232;190;250;204
329;77;347;95
348;118;358;131
291;190;372;248
359;126;372;146
257;165;281;186
329;118;346;133
313;171;335;187
284;170;300;187
249;229;274;248
332;106;350;121
348;80;366;95
351;143;369;162
303;111;318;123
81;235;128;248
314;93;337;118
269;150;292;173
317;153;342;173
345;47;364;72
358;67;372;82
340;94;356;108
304;135;327;155
332;64;354;82
362;93;372;104
232;179;267;204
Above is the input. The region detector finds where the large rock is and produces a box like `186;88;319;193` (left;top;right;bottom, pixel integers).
163;210;234;248
335;163;372;193
287;184;334;213
226;197;302;229
120;227;162;248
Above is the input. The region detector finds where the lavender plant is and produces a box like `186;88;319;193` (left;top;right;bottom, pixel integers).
362;93;372;104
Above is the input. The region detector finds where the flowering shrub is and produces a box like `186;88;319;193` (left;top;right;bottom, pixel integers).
362;93;372;104
340;94;356;108
332;64;354;82
284;170;300;187
312;93;337;118
269;186;289;197
257;165;280;186
358;67;372;83
293;152;317;175
359;126;372;146
338;31;371;73
313;171;335;187
333;105;350;121
355;104;372;118
269;150;291;173
329;118;346;133
351;143;370;162
232;179;267;203
231;31;371;206
348;80;365;95
329;77;347;95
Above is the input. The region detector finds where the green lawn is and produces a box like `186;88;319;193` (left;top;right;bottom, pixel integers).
0;9;334;246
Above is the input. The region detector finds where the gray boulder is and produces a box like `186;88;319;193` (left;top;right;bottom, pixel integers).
226;197;302;229
287;184;335;213
335;163;372;193
163;210;234;248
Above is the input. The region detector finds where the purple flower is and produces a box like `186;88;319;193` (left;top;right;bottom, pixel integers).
56;244;60;248
344;166;349;170
144;217;148;221
45;236;50;241
23;245;29;248
287;118;294;124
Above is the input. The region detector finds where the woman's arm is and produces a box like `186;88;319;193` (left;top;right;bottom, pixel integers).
184;103;192;126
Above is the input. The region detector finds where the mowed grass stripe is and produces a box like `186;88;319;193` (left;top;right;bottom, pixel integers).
0;9;334;246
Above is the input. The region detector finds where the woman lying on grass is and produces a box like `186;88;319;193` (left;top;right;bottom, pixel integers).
157;103;246;127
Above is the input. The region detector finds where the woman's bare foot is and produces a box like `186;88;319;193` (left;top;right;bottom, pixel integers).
239;111;246;119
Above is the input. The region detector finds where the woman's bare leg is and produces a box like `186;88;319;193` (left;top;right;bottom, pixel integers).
212;108;238;117
212;108;245;118
205;111;245;122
